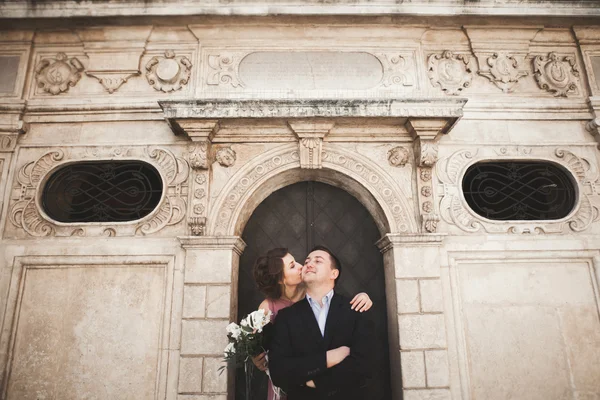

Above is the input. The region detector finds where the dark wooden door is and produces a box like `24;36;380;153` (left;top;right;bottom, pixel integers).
237;181;391;400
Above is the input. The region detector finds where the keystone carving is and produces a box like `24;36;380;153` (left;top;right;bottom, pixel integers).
533;52;580;97
35;53;84;95
478;52;529;93
288;121;335;169
428;50;476;96
145;50;192;92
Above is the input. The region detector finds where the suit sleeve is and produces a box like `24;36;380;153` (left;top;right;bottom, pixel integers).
313;310;375;396
268;309;328;391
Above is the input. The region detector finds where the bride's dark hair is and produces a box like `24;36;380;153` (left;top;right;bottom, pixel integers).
253;248;289;299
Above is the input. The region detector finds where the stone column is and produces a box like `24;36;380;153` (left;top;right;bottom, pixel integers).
377;234;450;400
177;236;246;399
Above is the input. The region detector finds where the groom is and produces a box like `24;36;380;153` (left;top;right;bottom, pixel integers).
269;245;374;400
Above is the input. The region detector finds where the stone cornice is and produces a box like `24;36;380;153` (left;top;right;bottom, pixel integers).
160;98;467;120
376;233;446;253
2;1;600;18
178;236;247;255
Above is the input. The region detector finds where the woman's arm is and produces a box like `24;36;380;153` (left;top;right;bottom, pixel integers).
349;292;373;312
251;299;271;372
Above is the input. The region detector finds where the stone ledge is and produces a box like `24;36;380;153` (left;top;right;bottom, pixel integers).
178;236;247;255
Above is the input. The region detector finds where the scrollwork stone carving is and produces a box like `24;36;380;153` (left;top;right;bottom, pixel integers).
533;52;579;97
35;53;84;95
478;52;528;93
207;54;243;88
377;53;415;87
428;51;475;95
145;50;192;92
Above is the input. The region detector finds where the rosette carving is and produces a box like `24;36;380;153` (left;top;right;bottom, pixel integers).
145;50;192;92
533;52;579;97
428;51;476;95
35;53;84;95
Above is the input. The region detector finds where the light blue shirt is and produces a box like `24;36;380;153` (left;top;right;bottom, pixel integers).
306;289;334;337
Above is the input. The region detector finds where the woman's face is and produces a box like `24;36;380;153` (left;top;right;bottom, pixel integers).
280;253;303;288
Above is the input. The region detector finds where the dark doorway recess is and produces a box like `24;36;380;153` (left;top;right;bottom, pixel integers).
237;181;391;400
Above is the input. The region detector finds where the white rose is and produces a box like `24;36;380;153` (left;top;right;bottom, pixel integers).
226;322;242;340
224;342;235;356
249;309;271;333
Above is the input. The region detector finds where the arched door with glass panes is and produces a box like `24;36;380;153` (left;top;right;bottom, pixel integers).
237;181;391;400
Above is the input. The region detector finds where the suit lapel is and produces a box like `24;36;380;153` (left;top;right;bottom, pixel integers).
323;293;343;349
298;298;325;346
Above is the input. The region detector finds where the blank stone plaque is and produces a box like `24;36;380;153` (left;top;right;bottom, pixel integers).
0;56;20;94
238;51;383;90
592;56;600;90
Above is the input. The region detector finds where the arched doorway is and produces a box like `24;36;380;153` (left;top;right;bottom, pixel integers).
237;181;392;400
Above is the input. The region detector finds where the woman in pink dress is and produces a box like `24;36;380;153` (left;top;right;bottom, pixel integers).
251;247;373;400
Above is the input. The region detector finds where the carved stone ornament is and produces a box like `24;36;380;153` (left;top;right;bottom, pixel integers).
478;52;528;93
422;214;440;233
387;146;409;167
376;53;415;87
216;147;236;167
8;146;189;238
428;51;476;95
414;138;439;167
436;147;600;234
188;216;207;236
533;52;580;97
188;142;209;170
145;50;192;92
207;54;243;88
35;53;84;95
299;137;323;169
209;144;415;235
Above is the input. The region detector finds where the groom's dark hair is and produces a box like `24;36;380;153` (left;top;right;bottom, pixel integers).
309;245;342;283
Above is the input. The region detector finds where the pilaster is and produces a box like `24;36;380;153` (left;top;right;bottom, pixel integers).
378;233;451;400
177;236;246;397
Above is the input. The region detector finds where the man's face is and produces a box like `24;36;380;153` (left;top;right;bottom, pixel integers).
303;250;338;285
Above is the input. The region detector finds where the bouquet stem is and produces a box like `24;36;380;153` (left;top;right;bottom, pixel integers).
244;360;254;400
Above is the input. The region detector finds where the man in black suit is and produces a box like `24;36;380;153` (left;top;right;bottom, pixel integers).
269;245;374;400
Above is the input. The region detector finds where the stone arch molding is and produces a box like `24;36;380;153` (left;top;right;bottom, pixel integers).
208;143;417;236
8;146;189;238
436;146;600;234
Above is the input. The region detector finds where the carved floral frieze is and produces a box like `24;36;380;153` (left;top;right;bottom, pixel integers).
533;52;580;97
8;146;189;238
35;53;84;95
477;52;529;93
428;50;476;95
436;146;600;234
145;50;192;92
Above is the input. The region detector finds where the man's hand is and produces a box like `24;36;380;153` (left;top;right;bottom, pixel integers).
306;380;316;388
326;346;350;368
252;352;268;372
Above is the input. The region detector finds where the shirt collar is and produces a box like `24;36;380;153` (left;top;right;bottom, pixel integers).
306;289;334;307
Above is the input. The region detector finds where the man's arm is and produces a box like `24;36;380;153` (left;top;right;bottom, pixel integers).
268;309;328;390
312;309;375;394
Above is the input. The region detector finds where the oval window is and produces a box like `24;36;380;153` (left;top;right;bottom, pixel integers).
42;161;163;223
462;161;576;220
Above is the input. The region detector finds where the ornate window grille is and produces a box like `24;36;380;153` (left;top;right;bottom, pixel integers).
42;161;163;223
462;161;576;221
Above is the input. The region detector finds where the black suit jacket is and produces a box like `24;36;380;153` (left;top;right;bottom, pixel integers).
269;292;374;400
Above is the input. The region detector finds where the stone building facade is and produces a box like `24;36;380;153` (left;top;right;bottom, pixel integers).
1;1;600;399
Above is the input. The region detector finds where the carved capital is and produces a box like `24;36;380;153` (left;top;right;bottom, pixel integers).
288;120;335;169
188;216;207;236
405;118;449;167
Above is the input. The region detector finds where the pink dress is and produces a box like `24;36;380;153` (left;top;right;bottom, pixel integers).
266;298;293;400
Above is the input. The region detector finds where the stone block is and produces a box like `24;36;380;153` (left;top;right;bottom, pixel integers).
185;251;233;284
419;279;443;313
403;388;451;400
181;320;229;355
464;306;571;400
424;350;449;387
202;357;228;393
399;314;446;349
394;247;441;278
178;357;203;393
401;351;426;388
206;286;231;319
397;279;420;314
183;285;207;318
178;396;227;400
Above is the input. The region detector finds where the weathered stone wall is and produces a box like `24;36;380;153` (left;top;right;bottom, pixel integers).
0;16;599;400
